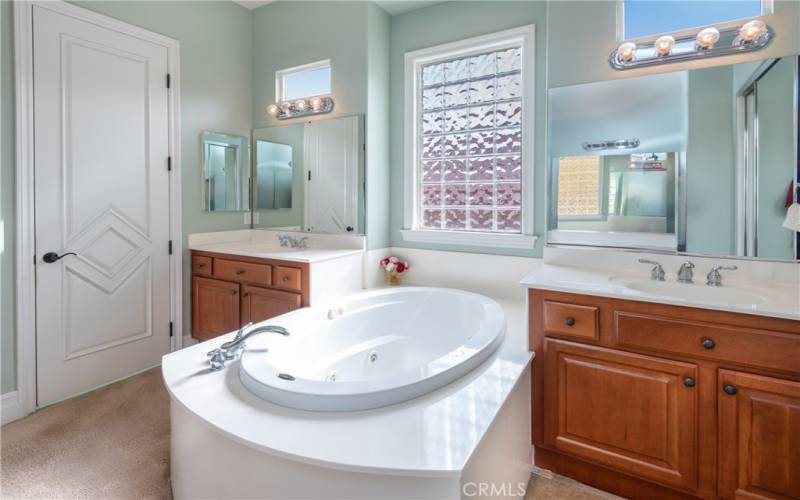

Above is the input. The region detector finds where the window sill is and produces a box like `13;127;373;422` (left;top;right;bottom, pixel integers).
400;229;538;249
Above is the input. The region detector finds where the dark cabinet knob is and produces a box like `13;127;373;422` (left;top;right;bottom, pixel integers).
282;276;289;282
701;338;715;350
197;263;206;268
723;384;737;395
564;317;576;327
230;289;238;295
236;270;246;275
683;377;696;388
242;292;249;298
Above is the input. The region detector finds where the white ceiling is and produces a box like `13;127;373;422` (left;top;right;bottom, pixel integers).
233;0;445;15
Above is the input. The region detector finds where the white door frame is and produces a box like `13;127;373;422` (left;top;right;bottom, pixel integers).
13;0;183;418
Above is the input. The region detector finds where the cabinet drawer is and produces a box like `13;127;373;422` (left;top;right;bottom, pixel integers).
543;301;599;341
615;312;800;373
272;266;302;292
213;259;272;286
192;255;212;276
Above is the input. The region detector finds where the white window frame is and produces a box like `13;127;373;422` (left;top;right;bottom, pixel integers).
401;25;537;249
616;0;774;43
275;59;331;102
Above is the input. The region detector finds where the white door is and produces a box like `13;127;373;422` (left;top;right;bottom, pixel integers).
304;116;360;233
33;6;172;405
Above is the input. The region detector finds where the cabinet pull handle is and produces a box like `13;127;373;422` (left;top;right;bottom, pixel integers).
282;276;289;283
236;270;246;275
701;338;715;349
682;377;696;388
242;293;249;298
723;384;737;395
564;317;575;327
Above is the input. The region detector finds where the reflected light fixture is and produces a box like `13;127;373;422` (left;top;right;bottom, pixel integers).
739;19;767;42
696;27;720;49
654;35;675;56
268;95;334;120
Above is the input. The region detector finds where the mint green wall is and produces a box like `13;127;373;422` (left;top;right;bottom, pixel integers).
686;67;736;255
2;0;17;394
389;1;549;257
0;1;254;394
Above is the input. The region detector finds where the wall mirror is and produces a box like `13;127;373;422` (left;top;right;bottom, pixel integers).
201;131;251;212
252;115;365;234
547;55;799;261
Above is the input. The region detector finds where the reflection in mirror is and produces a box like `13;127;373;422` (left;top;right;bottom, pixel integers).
252;115;364;234
255;140;293;209
201;131;251;212
547;55;799;261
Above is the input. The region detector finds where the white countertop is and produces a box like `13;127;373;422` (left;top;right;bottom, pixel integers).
161;296;533;478
190;240;364;264
521;263;800;320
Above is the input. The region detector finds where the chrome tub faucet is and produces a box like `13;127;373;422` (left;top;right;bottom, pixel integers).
207;323;290;371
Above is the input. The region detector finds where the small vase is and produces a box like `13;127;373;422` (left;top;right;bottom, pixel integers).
384;272;403;286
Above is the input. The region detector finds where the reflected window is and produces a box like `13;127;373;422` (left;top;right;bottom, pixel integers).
558;156;600;216
277;60;331;101
623;0;763;40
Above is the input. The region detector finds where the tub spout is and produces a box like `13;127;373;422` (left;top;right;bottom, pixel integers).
207;324;290;371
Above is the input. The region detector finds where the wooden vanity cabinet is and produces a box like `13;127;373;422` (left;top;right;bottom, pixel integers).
191;250;308;341
529;289;800;500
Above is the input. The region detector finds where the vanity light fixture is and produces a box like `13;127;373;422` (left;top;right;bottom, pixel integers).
610;19;772;70
654;35;675;56
268;95;334;120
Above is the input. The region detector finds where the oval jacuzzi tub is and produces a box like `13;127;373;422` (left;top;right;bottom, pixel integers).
239;287;505;411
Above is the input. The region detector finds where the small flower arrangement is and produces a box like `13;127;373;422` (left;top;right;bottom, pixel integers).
380;256;409;286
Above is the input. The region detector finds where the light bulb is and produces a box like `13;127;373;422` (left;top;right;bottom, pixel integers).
267;104;279;116
294;99;307;111
617;42;637;62
739;20;766;42
696;27;720;49
654;35;675;56
310;96;324;111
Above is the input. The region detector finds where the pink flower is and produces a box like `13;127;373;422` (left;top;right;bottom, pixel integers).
380;258;390;267
395;262;406;273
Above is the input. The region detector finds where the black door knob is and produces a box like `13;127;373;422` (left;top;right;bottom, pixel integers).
346;226;354;232
43;251;77;263
564;317;576;327
683;377;696;388
723;384;737;395
701;338;716;349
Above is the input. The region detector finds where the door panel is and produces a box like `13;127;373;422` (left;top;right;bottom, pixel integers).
242;286;301;326
33;6;171;405
718;370;800;499
192;277;240;342
544;339;698;491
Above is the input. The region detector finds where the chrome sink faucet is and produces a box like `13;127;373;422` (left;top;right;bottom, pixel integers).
207;323;290;371
677;261;695;283
638;259;665;281
706;264;738;287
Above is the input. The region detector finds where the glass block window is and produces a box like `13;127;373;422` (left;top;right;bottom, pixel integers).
418;47;523;233
557;156;600;216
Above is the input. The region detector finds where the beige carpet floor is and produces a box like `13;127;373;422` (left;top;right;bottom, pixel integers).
1;368;619;500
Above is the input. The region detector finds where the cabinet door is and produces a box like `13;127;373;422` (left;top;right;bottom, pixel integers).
192;276;240;342
718;370;800;500
241;285;301;326
543;339;698;491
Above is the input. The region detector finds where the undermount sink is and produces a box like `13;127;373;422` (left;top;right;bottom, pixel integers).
610;277;770;306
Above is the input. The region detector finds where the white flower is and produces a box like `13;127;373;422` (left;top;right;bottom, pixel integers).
385;262;396;272
389;256;399;263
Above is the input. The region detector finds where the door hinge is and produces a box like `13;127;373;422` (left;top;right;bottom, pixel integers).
169;321;173;337
168;240;173;255
308;171;311;181
166;73;171;89
167;156;172;171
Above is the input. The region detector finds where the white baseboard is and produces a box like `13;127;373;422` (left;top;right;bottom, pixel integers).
1;391;23;425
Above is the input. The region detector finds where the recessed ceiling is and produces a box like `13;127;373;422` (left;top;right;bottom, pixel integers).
374;1;445;15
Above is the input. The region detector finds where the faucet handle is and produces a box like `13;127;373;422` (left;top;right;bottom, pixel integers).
638;258;665;281
677;261;695;283
207;348;226;371
706;264;738;287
